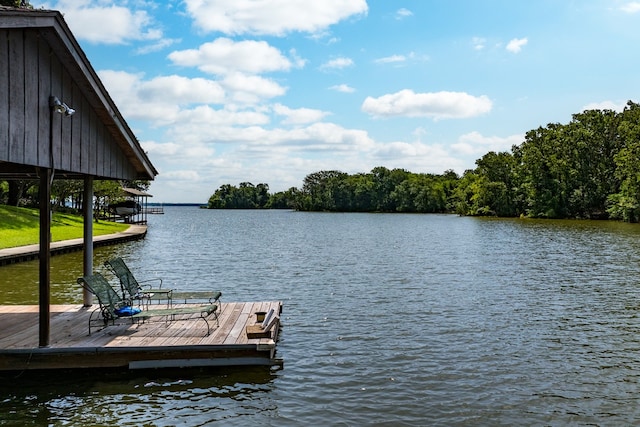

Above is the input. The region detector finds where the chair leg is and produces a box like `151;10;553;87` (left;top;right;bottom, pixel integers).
200;315;210;336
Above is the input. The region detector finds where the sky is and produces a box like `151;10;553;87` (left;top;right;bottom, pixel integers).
34;0;640;203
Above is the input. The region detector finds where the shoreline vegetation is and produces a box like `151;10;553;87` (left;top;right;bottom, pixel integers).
3;103;640;225
207;102;640;222
0;205;128;250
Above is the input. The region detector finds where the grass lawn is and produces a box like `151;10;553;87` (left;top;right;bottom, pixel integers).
0;204;129;250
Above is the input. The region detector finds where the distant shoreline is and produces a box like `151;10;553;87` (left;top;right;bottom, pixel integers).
147;203;203;207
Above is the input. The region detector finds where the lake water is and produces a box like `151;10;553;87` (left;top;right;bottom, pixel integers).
2;207;640;425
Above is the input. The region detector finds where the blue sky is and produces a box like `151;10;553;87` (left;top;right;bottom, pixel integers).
35;0;640;203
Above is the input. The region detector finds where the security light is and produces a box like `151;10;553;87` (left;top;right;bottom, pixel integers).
49;96;75;117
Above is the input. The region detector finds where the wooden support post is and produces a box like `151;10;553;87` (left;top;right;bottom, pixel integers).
83;176;93;306
38;168;51;348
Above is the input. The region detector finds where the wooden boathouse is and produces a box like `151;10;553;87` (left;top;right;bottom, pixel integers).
0;6;282;370
0;5;158;348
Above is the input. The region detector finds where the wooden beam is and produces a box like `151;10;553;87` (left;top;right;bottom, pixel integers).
83;176;93;306
38;167;51;348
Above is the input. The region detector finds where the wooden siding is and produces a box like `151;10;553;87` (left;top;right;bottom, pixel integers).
0;23;149;180
0;30;7;163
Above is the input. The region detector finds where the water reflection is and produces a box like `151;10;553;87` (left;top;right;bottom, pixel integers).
0;367;277;426
0;246;128;305
3;209;640;424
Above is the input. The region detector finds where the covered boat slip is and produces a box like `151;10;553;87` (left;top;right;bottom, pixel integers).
0;301;282;371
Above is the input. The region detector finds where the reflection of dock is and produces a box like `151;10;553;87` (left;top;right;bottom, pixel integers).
0;225;147;266
0;301;282;371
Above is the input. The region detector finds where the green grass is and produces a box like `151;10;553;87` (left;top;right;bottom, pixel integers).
0;205;129;249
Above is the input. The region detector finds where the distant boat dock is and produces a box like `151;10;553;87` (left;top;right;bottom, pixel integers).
144;206;164;214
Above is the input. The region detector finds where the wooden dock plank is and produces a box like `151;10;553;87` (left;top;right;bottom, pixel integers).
223;302;255;345
212;302;243;344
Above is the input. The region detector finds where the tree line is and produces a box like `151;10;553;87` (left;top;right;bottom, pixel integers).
207;101;640;221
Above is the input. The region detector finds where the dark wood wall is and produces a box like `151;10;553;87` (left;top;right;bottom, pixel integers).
0;28;137;180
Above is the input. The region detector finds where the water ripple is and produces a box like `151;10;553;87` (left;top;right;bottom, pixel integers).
4;211;640;425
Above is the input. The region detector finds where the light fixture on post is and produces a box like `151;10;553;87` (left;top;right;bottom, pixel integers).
49;96;75;117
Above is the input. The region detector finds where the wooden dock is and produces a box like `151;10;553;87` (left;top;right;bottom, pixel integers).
144;206;164;214
0;301;282;372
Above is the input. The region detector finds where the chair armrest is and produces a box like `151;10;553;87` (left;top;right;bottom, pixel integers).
137;277;163;289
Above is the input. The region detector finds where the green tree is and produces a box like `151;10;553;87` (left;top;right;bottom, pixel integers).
51;179;83;210
371;167;410;211
608;102;640;221
349;173;376;211
207;182;270;209
122;180;151;192
0;1;32;7
300;170;348;211
515;123;570;218
267;187;300;209
563;109;620;218
473;151;519;216
255;183;270;208
515;108;624;219
0;181;7;204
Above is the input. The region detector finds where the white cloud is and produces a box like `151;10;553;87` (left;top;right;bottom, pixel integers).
161;170;202;181
168;38;296;76
47;0;162;44
472;37;486;51
374;52;427;65
135;38;182;55
581;100;627;112
166;120;374;152
273;104;331;125
99;69;284;124
506;37;528;53
395;8;413;20
143;140;216;162
176;105;271;127
99;70;179;123
620;2;640;13
452;132;523;156
98;70;228;124
330;84;356;93
289;49;308;68
320;57;355;71
137;75;225;105
221;72;287;104
101;69;288;119
371;141;468;175
183;0;368;36
361;90;493;120
375;54;407;64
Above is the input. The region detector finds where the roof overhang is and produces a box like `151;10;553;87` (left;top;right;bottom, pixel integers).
0;7;158;181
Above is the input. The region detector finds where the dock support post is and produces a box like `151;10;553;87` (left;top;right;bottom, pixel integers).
38;168;51;348
82;176;94;306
